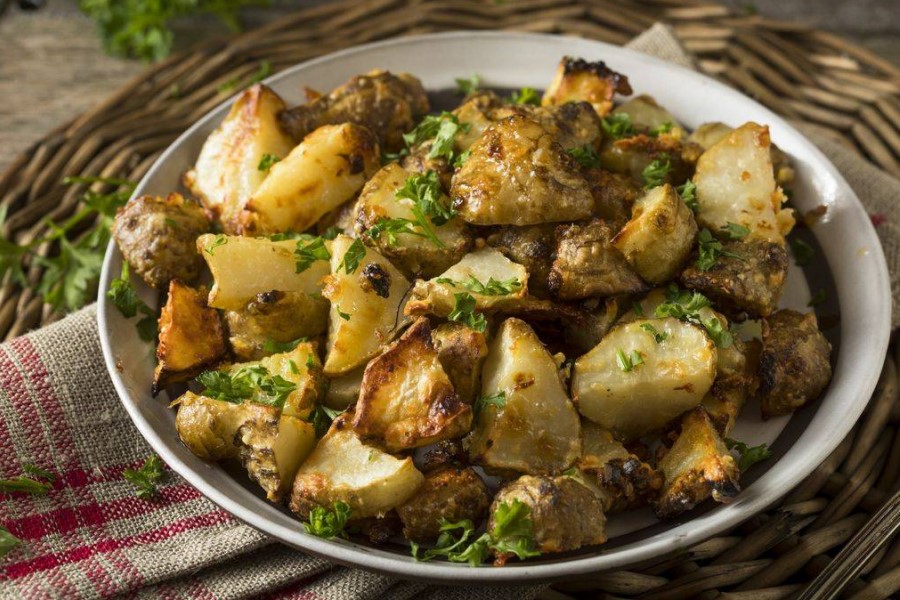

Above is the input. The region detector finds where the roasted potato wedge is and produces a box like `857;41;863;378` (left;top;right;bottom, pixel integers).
289;413;424;519
758;310;832;419
612;184;698;284
353;318;472;451
572;318;716;440
396;466;492;542
656;407;740;519
254;343;326;419
184;85;296;233
224;291;329;361
541;56;632;117
174;392;251;461
599;133;695;185
241;123;380;235
469;318;581;475
113;193;210;289
702;338;759;435
154;281;227;391
324;366;366;410
197;234;329;311
322;235;411;376
431;322;489;405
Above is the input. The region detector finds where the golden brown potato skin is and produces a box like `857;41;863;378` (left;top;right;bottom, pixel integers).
758;310;832;419
154;281;227;392
396;466;491;542
113;193;209;289
224;291;329;361
679;238;788;319
548;219;646;300
490;475;607;556
279;70;428;152
541;56;632;117
579;424;662;513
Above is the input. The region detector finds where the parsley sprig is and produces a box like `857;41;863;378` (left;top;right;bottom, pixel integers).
601;113;636;140
677;179;697;213
642;155;671;188
567;145;601;168
402;112;471;164
369;171;451;248
615;349;644;372
435;275;522;296
257;153;280;172
196;365;297;409
655;286;734;348
473;391;506;419
0;463;55;496
107;262;157;342
294;236;330;273
455;75;480;95
305;501;351;539
124;454;165;499
696;229;745;271
337;239;366;275
262;337;307;354
305;405;344;438
639;323;668;343
447;292;487;332
509;87;541;106
725;438;772;471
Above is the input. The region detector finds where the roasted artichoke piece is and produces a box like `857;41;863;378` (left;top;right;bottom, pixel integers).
599;132;694;186
224;291;329;361
490;475;607;556
468;318;581;475
112;193;209;289
572;318;717;440
431;322;489;405
241;123;380;236
584;167;643;228
184;84;296;233
396;466;492;542
154;280;227;392
679;237;788;318
541;56;632;117
322;235;410;376
354;163;472;278
290;413;425;520
692;122;794;244
612;184;698;284
578;421;662;513
487;224;557;298
197;234;329;311
353;318;472;451
656;407;740;519
450;114;594;226
278;70;429;152
548;219;646;301
758;310;832;419
175;392;250;461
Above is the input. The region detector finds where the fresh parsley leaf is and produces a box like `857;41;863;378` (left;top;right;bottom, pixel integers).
204;234;227;255
294;237;330;273
0;525;19;558
632;301;645;317
642;155;671;189
489;499;541;561
790;238;815;267
649;122;674;136
615;349;643;372
336;306;351;321
702;316;734;349
655;286;733;348
402;113;470;164
337;238;366;274
262;337;307;354
107;262;157;342
367;218;421;246
0;476;52;495
23;464;55;483
196;364;296;408
123;454;164;499
677;179;698;212
435;275;522;296
567;145;601;168
447;292;486;332
305;405;344;438
305;501;351;539
381;148;409;165
808;289;827;307
450;533;491;566
721;222;750;240
397;171;455;226
257;153;280;171
453;148;472;168
412;518;479;562
196;370;255;403
639;323;668;343
696;229;744;271
455;75;480;96
601;113;636;140
474;391;506;418
725;438;772;471
509;87;540;106
321;226;341;240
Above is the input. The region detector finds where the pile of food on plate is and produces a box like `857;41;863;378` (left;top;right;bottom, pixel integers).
109;56;833;566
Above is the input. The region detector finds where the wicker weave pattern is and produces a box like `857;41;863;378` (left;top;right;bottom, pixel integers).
1;2;898;597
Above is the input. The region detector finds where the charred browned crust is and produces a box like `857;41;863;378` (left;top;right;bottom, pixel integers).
561;56;633;95
396;466;491;542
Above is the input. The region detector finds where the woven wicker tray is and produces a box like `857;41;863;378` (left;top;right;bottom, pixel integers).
2;1;899;597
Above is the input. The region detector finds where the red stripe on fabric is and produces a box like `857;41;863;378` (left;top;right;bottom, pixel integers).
4;510;233;580
184;578;218;600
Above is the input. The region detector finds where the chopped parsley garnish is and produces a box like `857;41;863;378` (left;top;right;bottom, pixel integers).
107;262;157;342
23;464;55;483
305;501;351;539
655;285;733;348
0;526;19;558
790;238;815;267
204;234;227;255
368;171;450;249
455;75;480;95
257;153;280;171
808;289;827;307
509;87;541;106
435;275;522;296
632;301;645;317
473;391;506;419
0;475;52;495
642;155;671;189
321;226;342;240
336;306;351;321
567;145;601;168
725;438;772;471
305;405;344;438
696;229;744;271
447;292;487;332
677;179;697;212
639;323;668;343
721;222;750;240
649;122;674;136
262;337;307;354
702;316;734;348
337;238;366;274
196;365;296;409
123;454;165;500
615;349;643;372
601;113;636;140
294;236;330;273
453;148;472;168
402;112;470;163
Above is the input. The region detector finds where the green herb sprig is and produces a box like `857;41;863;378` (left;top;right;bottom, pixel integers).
642;155;671;189
402;113;470;164
725;438;772;471
655;285;733;348
509;87;541;106
196;365;296;409
0;526;19;558
615;349;644;372
455;75;480;95
601;113;636;140
567;145;601;168
435;275;522;296
294;236;330;273
124;454;165;499
473;391;506;419
305;501;351;539
107;262;158;342
447;292;487;332
639;323;668;343
677;179;698;212
696;229;744;272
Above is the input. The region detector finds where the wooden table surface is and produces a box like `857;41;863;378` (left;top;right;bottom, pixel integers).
1;0;897;175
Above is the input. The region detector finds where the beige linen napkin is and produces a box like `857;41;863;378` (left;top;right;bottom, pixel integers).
0;23;897;600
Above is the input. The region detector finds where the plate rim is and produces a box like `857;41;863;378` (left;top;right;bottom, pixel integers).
97;29;892;583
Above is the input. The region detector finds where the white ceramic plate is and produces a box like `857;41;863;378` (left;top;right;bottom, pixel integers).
98;31;891;583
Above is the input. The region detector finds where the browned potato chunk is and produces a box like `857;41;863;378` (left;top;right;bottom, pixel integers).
679;238;788;318
175;392;249;461
612;184;698;284
224;291;329;361
584;167;642;228
490;475;607;557
600;133;694;185
541;56;632;117
499;296;618;354
549;219;646;300
656;407;740;519
279;70;429;152
487;224;557;297
702;338;760;435
353;318;472;451
579;422;662;513
113;193;209;289
612;95;684;137
758;310;832;419
431;322;489;405
396;466;491;542
154;280;227;391
324;366;365;410
451;114;594;226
